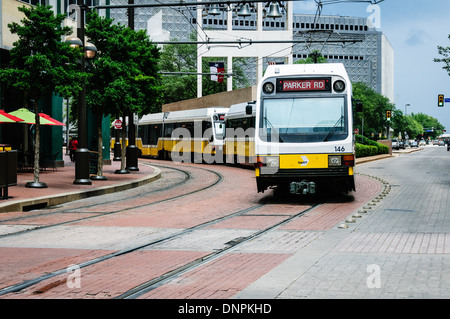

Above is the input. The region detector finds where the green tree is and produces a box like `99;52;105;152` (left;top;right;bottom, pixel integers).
404;116;424;140
295;50;328;64
391;112;424;140
159;33;249;103
411;113;444;140
435;34;450;76
352;82;395;139
159;39;197;103
0;5;84;187
84;12;162;173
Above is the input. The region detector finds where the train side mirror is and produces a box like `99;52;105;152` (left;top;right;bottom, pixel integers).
246;101;256;115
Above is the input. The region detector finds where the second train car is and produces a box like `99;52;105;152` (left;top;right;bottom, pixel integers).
134;107;229;162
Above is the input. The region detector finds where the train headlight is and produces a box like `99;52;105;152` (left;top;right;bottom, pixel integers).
263;82;275;94
333;80;346;93
265;156;279;168
328;155;342;167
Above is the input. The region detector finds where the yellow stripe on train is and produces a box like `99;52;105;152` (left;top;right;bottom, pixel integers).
279;154;329;169
279;153;355;170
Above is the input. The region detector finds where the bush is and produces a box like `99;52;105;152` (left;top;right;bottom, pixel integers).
355;134;389;157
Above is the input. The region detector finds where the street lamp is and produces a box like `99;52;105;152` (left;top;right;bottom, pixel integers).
65;1;97;185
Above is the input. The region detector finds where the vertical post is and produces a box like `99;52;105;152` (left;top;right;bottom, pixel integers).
66;98;70;155
126;0;139;171
74;0;92;185
197;0;203;98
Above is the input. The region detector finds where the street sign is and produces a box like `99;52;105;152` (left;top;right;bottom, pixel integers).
114;119;122;129
445;98;450;103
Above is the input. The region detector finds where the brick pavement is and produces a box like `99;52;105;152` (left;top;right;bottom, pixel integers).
236;146;450;299
3;147;445;299
0;157;381;299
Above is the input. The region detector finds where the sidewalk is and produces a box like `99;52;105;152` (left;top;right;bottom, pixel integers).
0;153;160;213
355;146;422;165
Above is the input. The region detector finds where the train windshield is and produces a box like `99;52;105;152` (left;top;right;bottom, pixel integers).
260;96;348;143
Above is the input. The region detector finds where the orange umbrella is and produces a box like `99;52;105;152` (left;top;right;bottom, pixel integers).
39;113;66;126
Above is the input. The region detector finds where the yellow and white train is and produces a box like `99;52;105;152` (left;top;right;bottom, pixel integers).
112;63;361;195
251;63;359;194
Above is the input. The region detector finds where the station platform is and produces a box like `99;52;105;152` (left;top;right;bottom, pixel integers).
0;153;160;213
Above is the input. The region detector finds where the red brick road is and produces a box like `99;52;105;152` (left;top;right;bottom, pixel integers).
0;160;380;299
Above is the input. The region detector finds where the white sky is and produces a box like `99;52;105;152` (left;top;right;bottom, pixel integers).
293;0;450;130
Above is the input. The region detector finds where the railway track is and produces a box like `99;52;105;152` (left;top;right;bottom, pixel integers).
0;162;221;237
115;203;320;299
0;199;319;298
0;160;381;299
0;195;320;298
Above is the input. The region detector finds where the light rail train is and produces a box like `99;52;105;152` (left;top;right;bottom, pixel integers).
252;63;360;194
112;63;361;195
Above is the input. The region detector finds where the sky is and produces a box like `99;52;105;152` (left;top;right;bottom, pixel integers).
292;0;450;131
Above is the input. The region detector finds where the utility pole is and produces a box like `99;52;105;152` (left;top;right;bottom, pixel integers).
125;0;139;172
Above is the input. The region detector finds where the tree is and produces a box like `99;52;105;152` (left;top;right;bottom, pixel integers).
295;50;328;64
84;12;162;173
435;34;450;76
352;82;395;139
0;5;84;187
404;116;424;140
159;33;250;104
391;112;423;140
410;113;444;140
159;39;197;103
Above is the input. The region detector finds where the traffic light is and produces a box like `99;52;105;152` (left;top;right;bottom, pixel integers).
386;110;391;121
438;94;444;107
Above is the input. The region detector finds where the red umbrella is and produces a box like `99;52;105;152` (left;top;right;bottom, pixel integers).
0;110;24;123
39;113;66;126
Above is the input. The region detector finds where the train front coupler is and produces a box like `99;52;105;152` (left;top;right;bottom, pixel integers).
290;180;316;195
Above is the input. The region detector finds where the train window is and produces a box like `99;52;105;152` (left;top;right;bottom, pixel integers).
226;117;255;131
260;97;347;143
146;124;161;145
138;126;149;145
164;123;175;137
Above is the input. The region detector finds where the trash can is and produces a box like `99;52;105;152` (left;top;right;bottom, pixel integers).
0;150;17;199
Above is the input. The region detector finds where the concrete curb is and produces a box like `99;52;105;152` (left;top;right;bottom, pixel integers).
356;147;423;165
0;166;161;213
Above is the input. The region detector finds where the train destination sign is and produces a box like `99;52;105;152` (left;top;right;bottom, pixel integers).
277;78;331;92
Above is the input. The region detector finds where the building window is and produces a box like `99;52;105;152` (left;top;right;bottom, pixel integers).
22;0;48;5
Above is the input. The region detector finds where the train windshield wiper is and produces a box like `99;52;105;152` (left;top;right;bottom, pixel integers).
323;116;344;142
264;116;284;143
